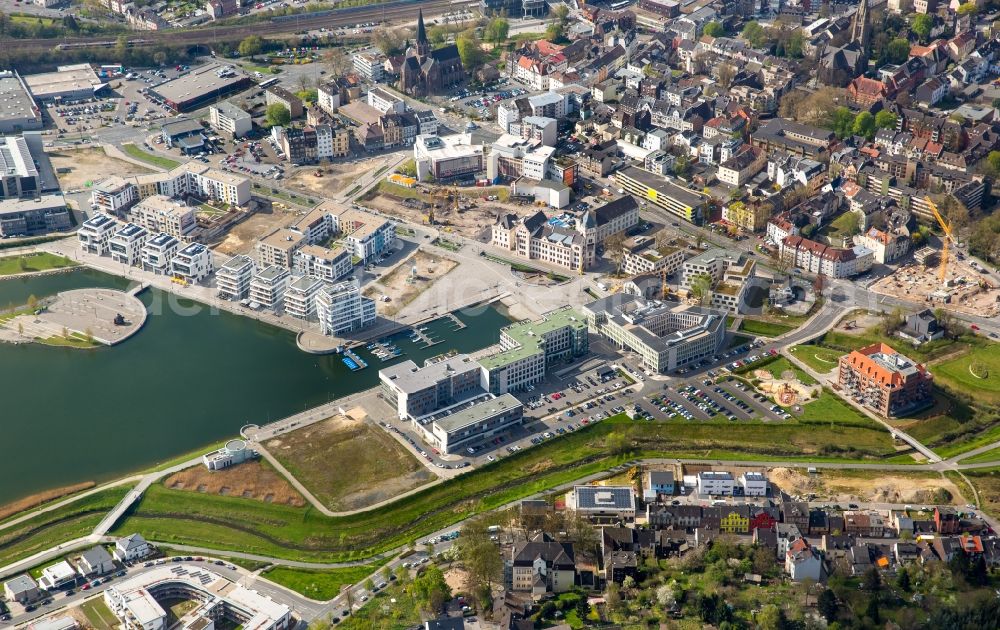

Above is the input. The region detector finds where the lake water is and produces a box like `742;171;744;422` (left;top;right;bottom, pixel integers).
0;269;509;505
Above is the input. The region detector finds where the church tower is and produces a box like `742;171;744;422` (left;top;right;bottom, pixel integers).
415;9;431;58
851;0;871;58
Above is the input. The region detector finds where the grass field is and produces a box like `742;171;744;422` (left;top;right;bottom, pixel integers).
961;468;1000;516
794;389;878;428
0;252;76;276
739;319;795;337
110;416;897;563
265;416;433;511
788;345;843;372
818;329;964;364
0;486;129;567
755;356;817;385
263;563;383;600
933;345;1000;404
957;446;1000;465
120;143;181;170
80;598;117;630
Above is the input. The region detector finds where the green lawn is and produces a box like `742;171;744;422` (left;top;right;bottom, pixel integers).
0;486;130;567
80;598;117;630
263;564;383;600
39;332;102;349
336;580;423;629
110;416;897;563
0;252;76;276
739;319;796;337
957;446;1000;465
818;328;963;364
120;144;181;170
933;345;1000;404
755;356;818;385
794;389;878;428
788;344;843;372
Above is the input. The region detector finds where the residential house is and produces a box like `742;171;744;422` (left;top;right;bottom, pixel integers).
509;533;576;596
76;546;115;577
113;534;151;563
785;538;823;582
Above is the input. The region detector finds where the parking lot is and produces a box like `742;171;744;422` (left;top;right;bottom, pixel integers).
445;80;530;120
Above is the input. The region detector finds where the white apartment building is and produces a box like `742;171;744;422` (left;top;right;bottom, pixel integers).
314;124;334;160
315;278;376;336
622;244;686;277
353;52;385;82
249;265;290;310
216;254;256;300
170;242;214;284
739;472;769;496
78;212;119;255
293;244;352;282
487;135;555;182
91;176;139;217
413;134;485;182
131;195;197;240
141;232;180;275
681;247;756;314
519;116;558;147
108;223;148;266
283;275;325;320
335;208;395;263
208;101;252;138
697;471;735;496
780;235;874;278
367;87;405;114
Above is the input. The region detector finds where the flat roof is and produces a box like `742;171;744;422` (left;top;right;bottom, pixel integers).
0;135;37;178
479;307;587;370
380;354;481;395
151;64;249;105
0;73;40;124
260;228;305;251
0;193;67;217
616;166;705;207
433;393;522;433
219;254;254;272
572;485;635;510
24;65;102;99
137;195;193;217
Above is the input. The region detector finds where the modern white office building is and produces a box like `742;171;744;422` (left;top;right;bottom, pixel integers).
208;101;252;138
103;564;291;630
416;393;524;454
380;354;485;420
109;223;149;267
315;278;376;336
78;212;119;255
141;233;181;275
170;242;214;284
216;254;257;300
283;275;325;320
249;265;290;311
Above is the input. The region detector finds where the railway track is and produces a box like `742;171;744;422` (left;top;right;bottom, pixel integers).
2;0;462;53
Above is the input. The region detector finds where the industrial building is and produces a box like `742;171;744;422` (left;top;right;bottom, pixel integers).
837;342;934;417
0;71;42;133
582;296;726;373
149;64;254;112
23;64;105;102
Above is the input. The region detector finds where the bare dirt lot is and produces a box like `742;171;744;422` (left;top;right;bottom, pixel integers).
832;310;883;335
365;250;458;316
263;413;434;512
163;460;305;507
362;181;529;240
48;147;154;190
770;467;964;505
870;260;1000;318
212;204;301;256
284;156;389;198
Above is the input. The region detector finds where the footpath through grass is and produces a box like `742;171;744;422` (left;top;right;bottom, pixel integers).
788;344;843;372
0;252;76;276
263;563;383;600
120;143;181;170
0;486;130;567
110;415;898;563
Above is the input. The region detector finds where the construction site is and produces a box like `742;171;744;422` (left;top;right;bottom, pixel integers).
870;198;1000;318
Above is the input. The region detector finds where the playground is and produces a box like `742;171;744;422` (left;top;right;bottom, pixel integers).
753;367;822;407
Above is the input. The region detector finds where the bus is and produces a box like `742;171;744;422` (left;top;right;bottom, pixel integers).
257;77;280;89
610;0;633;9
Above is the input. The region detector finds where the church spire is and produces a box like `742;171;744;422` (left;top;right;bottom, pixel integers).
851;0;871;58
416;9;429;55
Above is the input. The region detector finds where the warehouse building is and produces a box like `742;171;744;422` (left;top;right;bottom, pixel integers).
0;71;42;133
23;64;105;102
150;64;253;112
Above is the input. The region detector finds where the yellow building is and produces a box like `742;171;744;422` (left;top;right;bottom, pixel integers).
722;200;774;233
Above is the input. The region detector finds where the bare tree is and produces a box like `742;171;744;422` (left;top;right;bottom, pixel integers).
717;62;736;89
604;232;628;276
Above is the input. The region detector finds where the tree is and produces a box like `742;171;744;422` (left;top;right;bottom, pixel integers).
408;564;450;613
817;588;838;622
674;154;691;178
604;582;622;614
717;62;736;89
741;21;770;48
830;106;855;139
26;294;37;311
265;103;291;127
604;233;627;276
455;30;487;69
238;35;263;58
862;567;881;592
153;51;167;67
324;47;351;75
566;512;599;563
853;111;876;139
689;273;713;305
703;21;724;37
757;604;787;630
875;110;898;130
752;545;775;575
958;2;978;16
912;13;933;44
988;150;1000;175
455;517;502;605
373;29;404;56
484;17;509;45
785;30;804;58
896;566;912;591
364;578;375;592
865;595;880;624
547;4;569;41
887;37;910;64
62;14;79;32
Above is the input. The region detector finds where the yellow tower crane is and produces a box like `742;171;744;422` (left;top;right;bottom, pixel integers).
925;196;955;284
